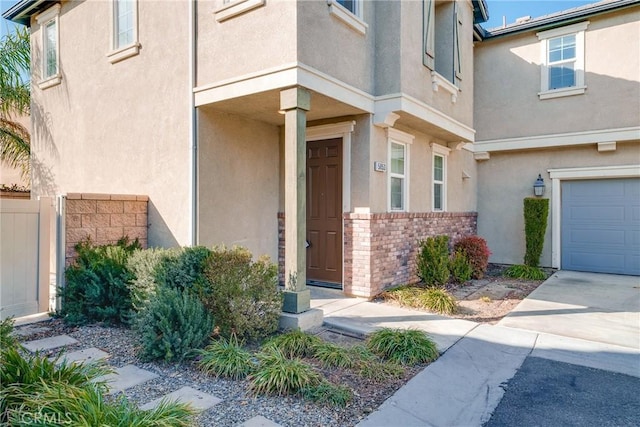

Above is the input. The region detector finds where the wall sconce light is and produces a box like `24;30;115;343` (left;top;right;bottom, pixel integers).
533;174;545;197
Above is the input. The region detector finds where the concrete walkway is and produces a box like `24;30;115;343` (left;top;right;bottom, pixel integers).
311;271;640;427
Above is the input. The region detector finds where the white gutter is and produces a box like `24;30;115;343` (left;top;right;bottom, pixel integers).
189;0;198;246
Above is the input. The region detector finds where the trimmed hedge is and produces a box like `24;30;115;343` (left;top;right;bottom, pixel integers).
523;198;549;267
453;236;491;279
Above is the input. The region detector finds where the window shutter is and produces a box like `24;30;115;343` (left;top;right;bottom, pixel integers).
423;0;435;70
454;1;462;80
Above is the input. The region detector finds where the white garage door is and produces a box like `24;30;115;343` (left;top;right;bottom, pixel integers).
561;178;640;275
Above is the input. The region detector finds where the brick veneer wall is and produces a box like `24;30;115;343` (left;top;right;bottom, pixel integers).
277;211;477;298
344;212;477;298
65;193;148;266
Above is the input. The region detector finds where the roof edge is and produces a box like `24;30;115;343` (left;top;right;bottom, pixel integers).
3;1;58;26
481;0;639;40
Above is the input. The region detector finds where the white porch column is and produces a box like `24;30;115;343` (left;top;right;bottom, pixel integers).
280;87;310;314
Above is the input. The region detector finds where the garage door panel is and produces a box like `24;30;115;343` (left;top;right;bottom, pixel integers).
566;206;625;221
568;228;625;245
562;178;639;276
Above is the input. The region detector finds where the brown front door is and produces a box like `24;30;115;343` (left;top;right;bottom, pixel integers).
307;138;343;285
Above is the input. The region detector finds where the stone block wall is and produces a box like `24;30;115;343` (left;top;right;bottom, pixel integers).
65;193;148;266
278;211;477;298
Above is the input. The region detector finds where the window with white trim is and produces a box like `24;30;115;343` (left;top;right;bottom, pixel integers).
431;143;450;212
35;4;61;88
538;21;588;99
390;142;406;211
328;0;367;35
114;0;135;48
108;0;139;63
387;128;414;212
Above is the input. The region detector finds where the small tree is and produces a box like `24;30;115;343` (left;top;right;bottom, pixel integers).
0;26;31;182
416;236;450;286
523;198;549;267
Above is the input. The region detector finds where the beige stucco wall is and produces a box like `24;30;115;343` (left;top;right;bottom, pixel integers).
399;0;475;127
474;7;640;141
297;1;375;93
198;108;280;261
30;0;191;247
477;141;640;267
196;0;297;87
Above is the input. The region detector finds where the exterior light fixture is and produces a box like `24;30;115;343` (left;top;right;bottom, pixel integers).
533;174;545;197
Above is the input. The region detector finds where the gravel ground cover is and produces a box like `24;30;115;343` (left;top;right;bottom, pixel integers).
15;320;423;427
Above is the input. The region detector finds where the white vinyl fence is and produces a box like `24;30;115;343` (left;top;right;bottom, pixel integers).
0;197;51;320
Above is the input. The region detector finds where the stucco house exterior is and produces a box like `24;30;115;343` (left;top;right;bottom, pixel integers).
3;0;490;305
473;0;639;276
3;0;638;310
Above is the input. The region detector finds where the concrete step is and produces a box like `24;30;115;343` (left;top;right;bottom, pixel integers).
96;364;159;394
139;386;222;412
22;334;78;352
52;347;110;366
237;415;284;427
12;325;51;338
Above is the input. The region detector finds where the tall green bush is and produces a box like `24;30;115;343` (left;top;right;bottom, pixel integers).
135;285;214;362
155;246;212;294
203;246;282;341
416;235;450;286
60;238;140;325
127;247;181;313
523;198;549;267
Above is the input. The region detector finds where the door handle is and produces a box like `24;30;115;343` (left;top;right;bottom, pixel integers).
306;240;311;248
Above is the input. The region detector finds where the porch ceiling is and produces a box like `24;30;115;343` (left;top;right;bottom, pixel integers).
197;88;366;125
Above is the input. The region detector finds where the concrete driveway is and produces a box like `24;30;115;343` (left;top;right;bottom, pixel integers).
498;270;640;349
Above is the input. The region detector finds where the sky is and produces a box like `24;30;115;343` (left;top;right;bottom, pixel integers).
1;1;601;38
483;0;598;29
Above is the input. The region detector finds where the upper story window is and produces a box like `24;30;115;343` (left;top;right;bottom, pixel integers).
538;21;588;100
108;0;140;64
431;143;450;212
387;128;414;212
115;0;135;48
328;0;367;35
336;0;358;16
423;0;461;101
35;4;61;89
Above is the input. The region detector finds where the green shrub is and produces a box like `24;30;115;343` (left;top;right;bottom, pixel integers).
367;328;439;365
523;198;549;267
357;359;405;380
249;347;320;396
0;317;19;351
504;264;547;280
449;251;473;284
198;335;255;380
416;236;450;286
135;286;214;362
203;246;282;341
301;381;353;407
313;342;358;369
0;347;111;422
60;237;140;325
266;329;322;358
7;381;193;427
155;246;212;294
382;286;457;315
419;287;457;315
453;236;491;279
127;247;181;314
381;285;421;307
